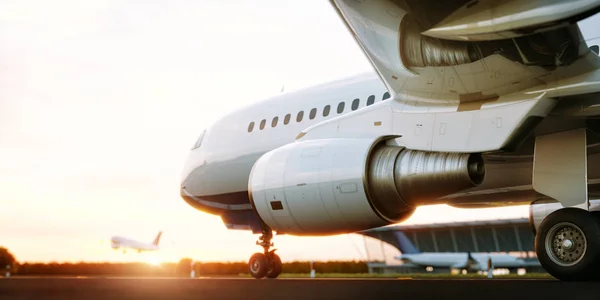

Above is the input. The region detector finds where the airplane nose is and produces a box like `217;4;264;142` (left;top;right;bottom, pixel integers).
180;151;203;191
180;154;208;195
181;128;207;185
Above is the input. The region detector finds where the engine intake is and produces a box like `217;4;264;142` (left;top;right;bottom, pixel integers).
248;137;485;235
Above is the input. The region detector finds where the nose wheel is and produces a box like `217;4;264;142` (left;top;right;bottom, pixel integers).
248;227;282;279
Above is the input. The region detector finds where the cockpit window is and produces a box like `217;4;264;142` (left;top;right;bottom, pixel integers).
191;129;206;150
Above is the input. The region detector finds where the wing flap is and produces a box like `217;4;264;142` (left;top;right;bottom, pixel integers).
330;0;600;105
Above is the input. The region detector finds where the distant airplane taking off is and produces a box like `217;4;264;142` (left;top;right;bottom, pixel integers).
110;231;162;253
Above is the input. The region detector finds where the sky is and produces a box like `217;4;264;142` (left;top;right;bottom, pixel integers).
1;0;599;264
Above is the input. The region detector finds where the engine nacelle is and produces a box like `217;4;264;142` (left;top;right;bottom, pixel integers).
249;137;485;235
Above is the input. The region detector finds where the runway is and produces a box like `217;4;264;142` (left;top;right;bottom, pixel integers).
1;277;599;300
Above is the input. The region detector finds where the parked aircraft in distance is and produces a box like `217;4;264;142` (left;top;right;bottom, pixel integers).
180;0;600;281
111;232;162;253
394;232;533;273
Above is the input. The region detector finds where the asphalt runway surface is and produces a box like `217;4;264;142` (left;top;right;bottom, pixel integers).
1;277;599;300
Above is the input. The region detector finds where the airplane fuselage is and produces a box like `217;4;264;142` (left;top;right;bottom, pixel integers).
180;72;600;232
110;236;159;252
398;252;531;270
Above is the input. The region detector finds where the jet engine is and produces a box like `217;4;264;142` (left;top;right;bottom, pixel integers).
248;137;485;235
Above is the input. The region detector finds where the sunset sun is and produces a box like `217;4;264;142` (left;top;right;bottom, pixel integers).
145;257;162;266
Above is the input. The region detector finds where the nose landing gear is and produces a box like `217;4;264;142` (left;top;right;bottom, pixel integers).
248;227;282;279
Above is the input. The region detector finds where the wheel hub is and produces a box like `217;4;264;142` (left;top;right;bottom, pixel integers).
561;239;574;250
250;258;261;273
545;222;587;267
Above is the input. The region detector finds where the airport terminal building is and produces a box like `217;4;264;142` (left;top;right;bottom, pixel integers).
359;218;544;274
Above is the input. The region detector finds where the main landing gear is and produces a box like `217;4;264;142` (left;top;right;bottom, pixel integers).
535;208;600;281
248;227;282;279
532;128;600;280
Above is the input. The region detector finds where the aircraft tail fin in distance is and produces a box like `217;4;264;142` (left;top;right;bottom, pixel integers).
395;231;420;254
152;231;163;246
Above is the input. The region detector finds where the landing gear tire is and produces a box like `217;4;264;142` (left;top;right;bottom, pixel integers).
249;253;269;279
248;226;282;279
535;208;600;281
266;252;282;279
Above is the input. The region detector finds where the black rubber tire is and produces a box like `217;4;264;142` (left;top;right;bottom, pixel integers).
534;208;600;281
266;253;282;279
591;211;600;280
248;253;269;279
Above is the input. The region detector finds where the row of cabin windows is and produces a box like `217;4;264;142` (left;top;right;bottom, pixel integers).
247;92;391;132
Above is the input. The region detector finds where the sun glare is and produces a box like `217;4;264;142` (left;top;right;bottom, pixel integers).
145;256;162;266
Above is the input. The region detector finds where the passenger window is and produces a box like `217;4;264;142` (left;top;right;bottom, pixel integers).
367;95;375;106
351;98;360;111
296;111;304;122
323;105;331;117
383;92;391;100
260;119;266;130
309;108;317;120
337;102;345;114
248;122;255;132
272;116;278;127
284;114;291;125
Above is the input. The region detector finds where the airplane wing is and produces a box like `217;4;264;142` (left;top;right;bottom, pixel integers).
329;0;600;105
320;0;600;154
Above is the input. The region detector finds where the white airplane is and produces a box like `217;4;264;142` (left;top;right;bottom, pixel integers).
392;231;533;272
398;252;527;272
110;231;162;253
180;1;600;281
